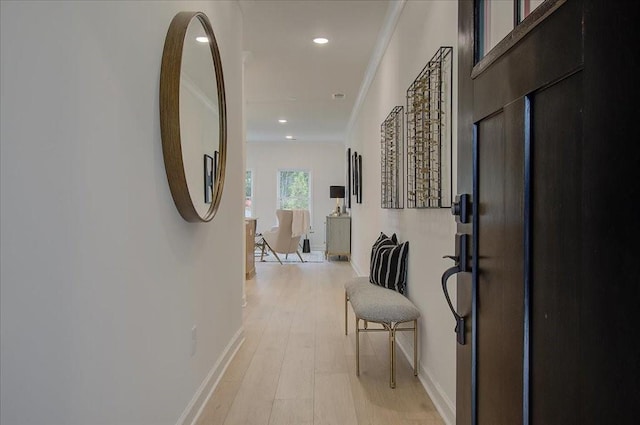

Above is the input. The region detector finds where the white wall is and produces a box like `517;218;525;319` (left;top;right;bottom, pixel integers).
246;142;345;251
346;1;458;424
0;2;244;424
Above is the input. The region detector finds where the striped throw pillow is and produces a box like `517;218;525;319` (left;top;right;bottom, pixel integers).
369;233;397;277
370;241;409;294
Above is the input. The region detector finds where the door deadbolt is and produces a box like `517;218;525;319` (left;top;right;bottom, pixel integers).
451;194;471;224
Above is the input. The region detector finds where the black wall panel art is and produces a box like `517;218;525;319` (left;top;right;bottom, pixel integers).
406;46;453;208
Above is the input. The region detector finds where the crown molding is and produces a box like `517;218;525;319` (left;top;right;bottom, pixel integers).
345;0;406;139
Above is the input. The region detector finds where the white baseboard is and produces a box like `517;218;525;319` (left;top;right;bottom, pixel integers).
175;327;245;425
350;260;365;277
396;338;455;425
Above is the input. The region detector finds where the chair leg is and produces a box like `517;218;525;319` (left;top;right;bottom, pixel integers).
273;252;283;264
296;250;305;263
355;317;360;376
259;239;266;262
344;292;349;335
270;249;283;265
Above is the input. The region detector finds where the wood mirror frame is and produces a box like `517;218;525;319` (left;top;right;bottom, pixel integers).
160;11;227;222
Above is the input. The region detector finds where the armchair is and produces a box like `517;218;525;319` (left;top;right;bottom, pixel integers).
262;209;308;264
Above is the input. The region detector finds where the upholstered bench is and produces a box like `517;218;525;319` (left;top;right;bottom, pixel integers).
344;276;420;388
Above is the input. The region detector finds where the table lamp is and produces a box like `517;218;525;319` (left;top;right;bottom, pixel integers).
330;185;345;215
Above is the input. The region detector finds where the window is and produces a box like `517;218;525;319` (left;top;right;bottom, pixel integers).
476;0;547;60
278;170;310;210
478;0;514;58
518;0;546;22
245;170;253;217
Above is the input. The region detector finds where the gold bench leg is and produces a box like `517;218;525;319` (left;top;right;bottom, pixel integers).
355;317;360;376
345;291;348;335
351;317;417;388
414;319;419;376
389;326;396;389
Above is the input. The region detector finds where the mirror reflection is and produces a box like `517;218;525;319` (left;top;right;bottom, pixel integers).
180;18;220;217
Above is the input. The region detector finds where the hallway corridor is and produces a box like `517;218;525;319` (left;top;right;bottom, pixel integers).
196;260;444;425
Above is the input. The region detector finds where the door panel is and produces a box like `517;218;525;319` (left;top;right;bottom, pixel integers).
476;102;524;425
530;70;583;425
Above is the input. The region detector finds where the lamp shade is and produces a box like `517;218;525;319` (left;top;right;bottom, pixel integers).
329;185;345;199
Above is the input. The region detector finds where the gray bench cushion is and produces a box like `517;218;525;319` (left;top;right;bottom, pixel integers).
345;277;420;323
345;276;372;296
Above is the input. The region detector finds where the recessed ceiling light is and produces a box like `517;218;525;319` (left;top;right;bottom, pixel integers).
313;37;329;45
285;135;294;140
278;119;288;123
196;36;209;43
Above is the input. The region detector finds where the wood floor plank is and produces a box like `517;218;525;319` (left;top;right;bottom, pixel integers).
315;335;348;374
275;346;314;399
223;399;273;425
268;399;313;425
287;330;315;349
314;372;359;425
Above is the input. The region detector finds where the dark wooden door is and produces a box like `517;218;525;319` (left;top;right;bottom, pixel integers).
456;0;640;424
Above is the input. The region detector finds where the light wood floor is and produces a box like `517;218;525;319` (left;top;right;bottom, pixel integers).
196;259;444;425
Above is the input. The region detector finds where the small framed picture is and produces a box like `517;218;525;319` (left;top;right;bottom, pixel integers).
213;150;219;186
358;154;363;204
346;148;351;209
204;154;214;204
352;151;358;197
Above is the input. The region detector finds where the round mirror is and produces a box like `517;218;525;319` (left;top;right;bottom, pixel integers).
160;11;227;222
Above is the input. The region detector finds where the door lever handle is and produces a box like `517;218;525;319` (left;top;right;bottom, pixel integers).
441;233;471;345
442;265;466;345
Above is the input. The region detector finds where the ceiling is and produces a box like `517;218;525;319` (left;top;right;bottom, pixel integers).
240;0;391;144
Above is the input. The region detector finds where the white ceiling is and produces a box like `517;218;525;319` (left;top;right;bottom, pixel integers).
240;0;391;143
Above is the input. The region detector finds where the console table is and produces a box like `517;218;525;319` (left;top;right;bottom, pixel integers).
325;215;351;260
